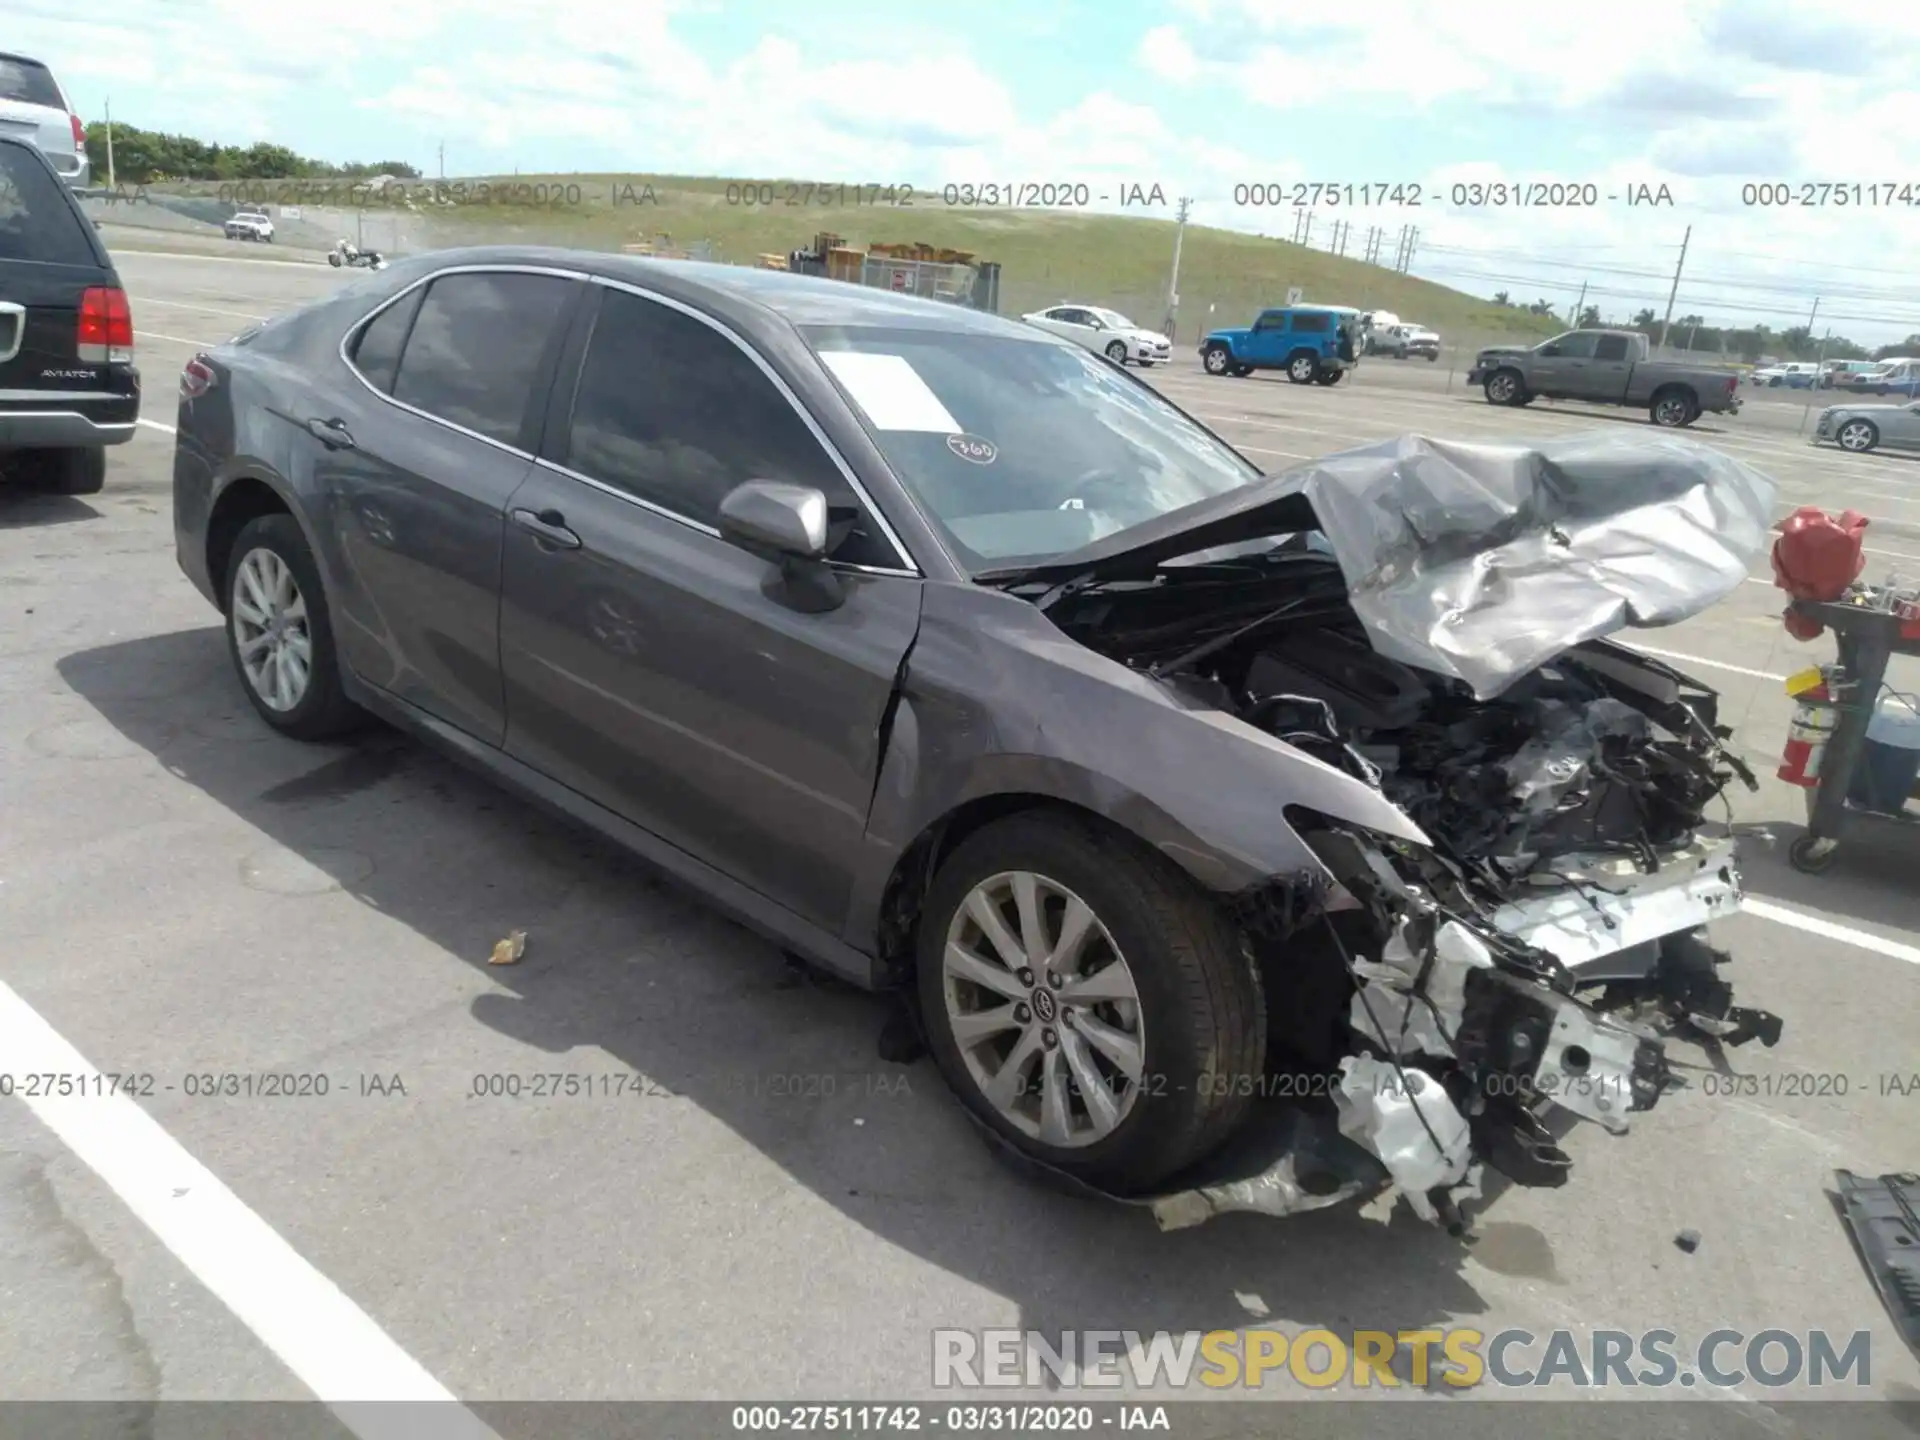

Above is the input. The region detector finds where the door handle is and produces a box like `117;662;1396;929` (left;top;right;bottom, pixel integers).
304;417;356;450
510;507;582;550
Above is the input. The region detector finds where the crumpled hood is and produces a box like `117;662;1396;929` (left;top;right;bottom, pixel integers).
991;431;1778;699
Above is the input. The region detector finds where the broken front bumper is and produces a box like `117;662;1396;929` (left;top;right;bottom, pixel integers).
1490;837;1743;979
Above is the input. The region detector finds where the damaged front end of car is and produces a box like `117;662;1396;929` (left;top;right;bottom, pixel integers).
977;430;1786;1230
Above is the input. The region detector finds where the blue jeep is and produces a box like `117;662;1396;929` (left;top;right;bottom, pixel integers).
1199;305;1364;385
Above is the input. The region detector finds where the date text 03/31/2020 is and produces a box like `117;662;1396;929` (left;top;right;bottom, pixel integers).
1231;181;1676;208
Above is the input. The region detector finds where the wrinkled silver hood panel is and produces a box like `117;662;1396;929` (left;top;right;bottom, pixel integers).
1283;431;1777;698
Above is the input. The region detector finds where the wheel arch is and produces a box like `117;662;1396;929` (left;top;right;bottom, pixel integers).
205;471;308;614
871;792;1207;987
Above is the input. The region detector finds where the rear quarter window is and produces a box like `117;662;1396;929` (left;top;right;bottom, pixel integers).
0;143;94;263
0;56;64;108
1291;312;1332;333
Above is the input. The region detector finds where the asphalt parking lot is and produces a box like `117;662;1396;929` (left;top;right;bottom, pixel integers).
3;248;1918;1433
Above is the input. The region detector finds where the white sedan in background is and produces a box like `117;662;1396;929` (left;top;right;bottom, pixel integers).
1021;304;1173;366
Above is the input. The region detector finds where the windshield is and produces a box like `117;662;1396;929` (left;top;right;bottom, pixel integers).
804;324;1263;571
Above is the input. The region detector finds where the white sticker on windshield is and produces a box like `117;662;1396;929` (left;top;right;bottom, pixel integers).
819;351;961;433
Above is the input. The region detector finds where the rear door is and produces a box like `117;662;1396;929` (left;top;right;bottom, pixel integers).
1584;333;1635;401
497;280;923;932
0;55;78;179
1051;307;1101;353
320;265;584;745
0;139;136;435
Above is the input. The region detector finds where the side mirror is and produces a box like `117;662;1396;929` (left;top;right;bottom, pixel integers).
717;480;842;612
719;480;828;561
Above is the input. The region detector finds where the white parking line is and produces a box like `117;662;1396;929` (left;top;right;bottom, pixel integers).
137;418;176;435
137;328;224;348
1623;644;1788;682
1741;899;1920;967
113;247;323;270
134;296;269;322
0;978;501;1438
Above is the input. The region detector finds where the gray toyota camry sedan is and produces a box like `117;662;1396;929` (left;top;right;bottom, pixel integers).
171;248;1782;1227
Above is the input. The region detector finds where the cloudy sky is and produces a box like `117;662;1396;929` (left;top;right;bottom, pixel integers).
13;0;1920;343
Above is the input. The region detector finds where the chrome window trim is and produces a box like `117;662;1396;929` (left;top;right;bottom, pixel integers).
581;275;921;577
336;262;592;461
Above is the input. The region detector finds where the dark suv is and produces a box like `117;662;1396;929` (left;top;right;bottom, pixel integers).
0;133;139;495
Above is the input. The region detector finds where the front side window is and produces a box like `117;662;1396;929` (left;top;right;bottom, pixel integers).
561;287;897;567
1546;332;1601;359
390;271;576;447
805;323;1263;571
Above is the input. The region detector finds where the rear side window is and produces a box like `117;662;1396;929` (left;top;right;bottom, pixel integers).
390;271;576;447
0;56;64;108
1594;335;1631;362
349;288;424;394
0;142;93;263
562;286;894;566
1290;312;1331;334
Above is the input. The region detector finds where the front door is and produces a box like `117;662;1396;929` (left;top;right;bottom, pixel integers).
497;282;923;934
1246;310;1290;366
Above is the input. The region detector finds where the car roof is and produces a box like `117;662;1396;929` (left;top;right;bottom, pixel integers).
400;246;1034;340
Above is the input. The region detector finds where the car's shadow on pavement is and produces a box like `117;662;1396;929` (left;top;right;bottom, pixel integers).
0;491;103;531
59;626;1507;1358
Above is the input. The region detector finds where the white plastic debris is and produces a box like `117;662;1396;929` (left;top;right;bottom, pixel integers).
1334;1056;1472;1223
1348;919;1495;1060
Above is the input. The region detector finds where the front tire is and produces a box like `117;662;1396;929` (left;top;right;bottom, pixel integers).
916;811;1266;1194
1484;369;1525;405
1104;340;1128;364
1202;343;1233;376
328;251;343;267
224;513;365;741
1836;419;1879;453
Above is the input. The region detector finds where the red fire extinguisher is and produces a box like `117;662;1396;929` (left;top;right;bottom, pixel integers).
1778;670;1839;787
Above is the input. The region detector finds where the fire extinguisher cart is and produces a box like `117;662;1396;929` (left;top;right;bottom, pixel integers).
1787;597;1920;875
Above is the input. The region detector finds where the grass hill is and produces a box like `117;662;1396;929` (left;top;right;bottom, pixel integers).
171;171;1564;343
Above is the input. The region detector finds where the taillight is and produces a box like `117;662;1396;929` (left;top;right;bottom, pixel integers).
71;112;86;148
77;286;133;364
180;356;216;399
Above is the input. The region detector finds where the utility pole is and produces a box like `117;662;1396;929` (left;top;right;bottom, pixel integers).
103;96;115;190
1569;280;1587;328
1401;226;1419;273
1291;209;1305;244
1800;325;1833;435
1802;296;1819;357
1655;225;1691;350
1301;211;1315;248
1164;196;1190;339
1336;220;1350;257
437;141;445;179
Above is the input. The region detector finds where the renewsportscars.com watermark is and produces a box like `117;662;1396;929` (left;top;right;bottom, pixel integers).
933;1327;1875;1392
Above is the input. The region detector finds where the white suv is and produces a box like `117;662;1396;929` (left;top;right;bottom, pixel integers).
224;210;275;242
0;51;88;189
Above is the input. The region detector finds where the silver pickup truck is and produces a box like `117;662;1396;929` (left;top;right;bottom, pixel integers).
1467;329;1741;428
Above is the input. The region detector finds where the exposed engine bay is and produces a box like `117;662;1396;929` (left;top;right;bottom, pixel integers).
997;432;1786;1228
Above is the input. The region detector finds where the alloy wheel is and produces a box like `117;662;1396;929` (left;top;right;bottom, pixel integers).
1487;373;1518;403
1838;421;1876;452
231;547;312;712
941;870;1146;1148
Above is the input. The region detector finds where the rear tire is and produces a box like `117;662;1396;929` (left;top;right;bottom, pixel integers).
223;513;365;742
1650;389;1699;428
1286;352;1318;384
16;446;106;496
916;810;1266;1194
